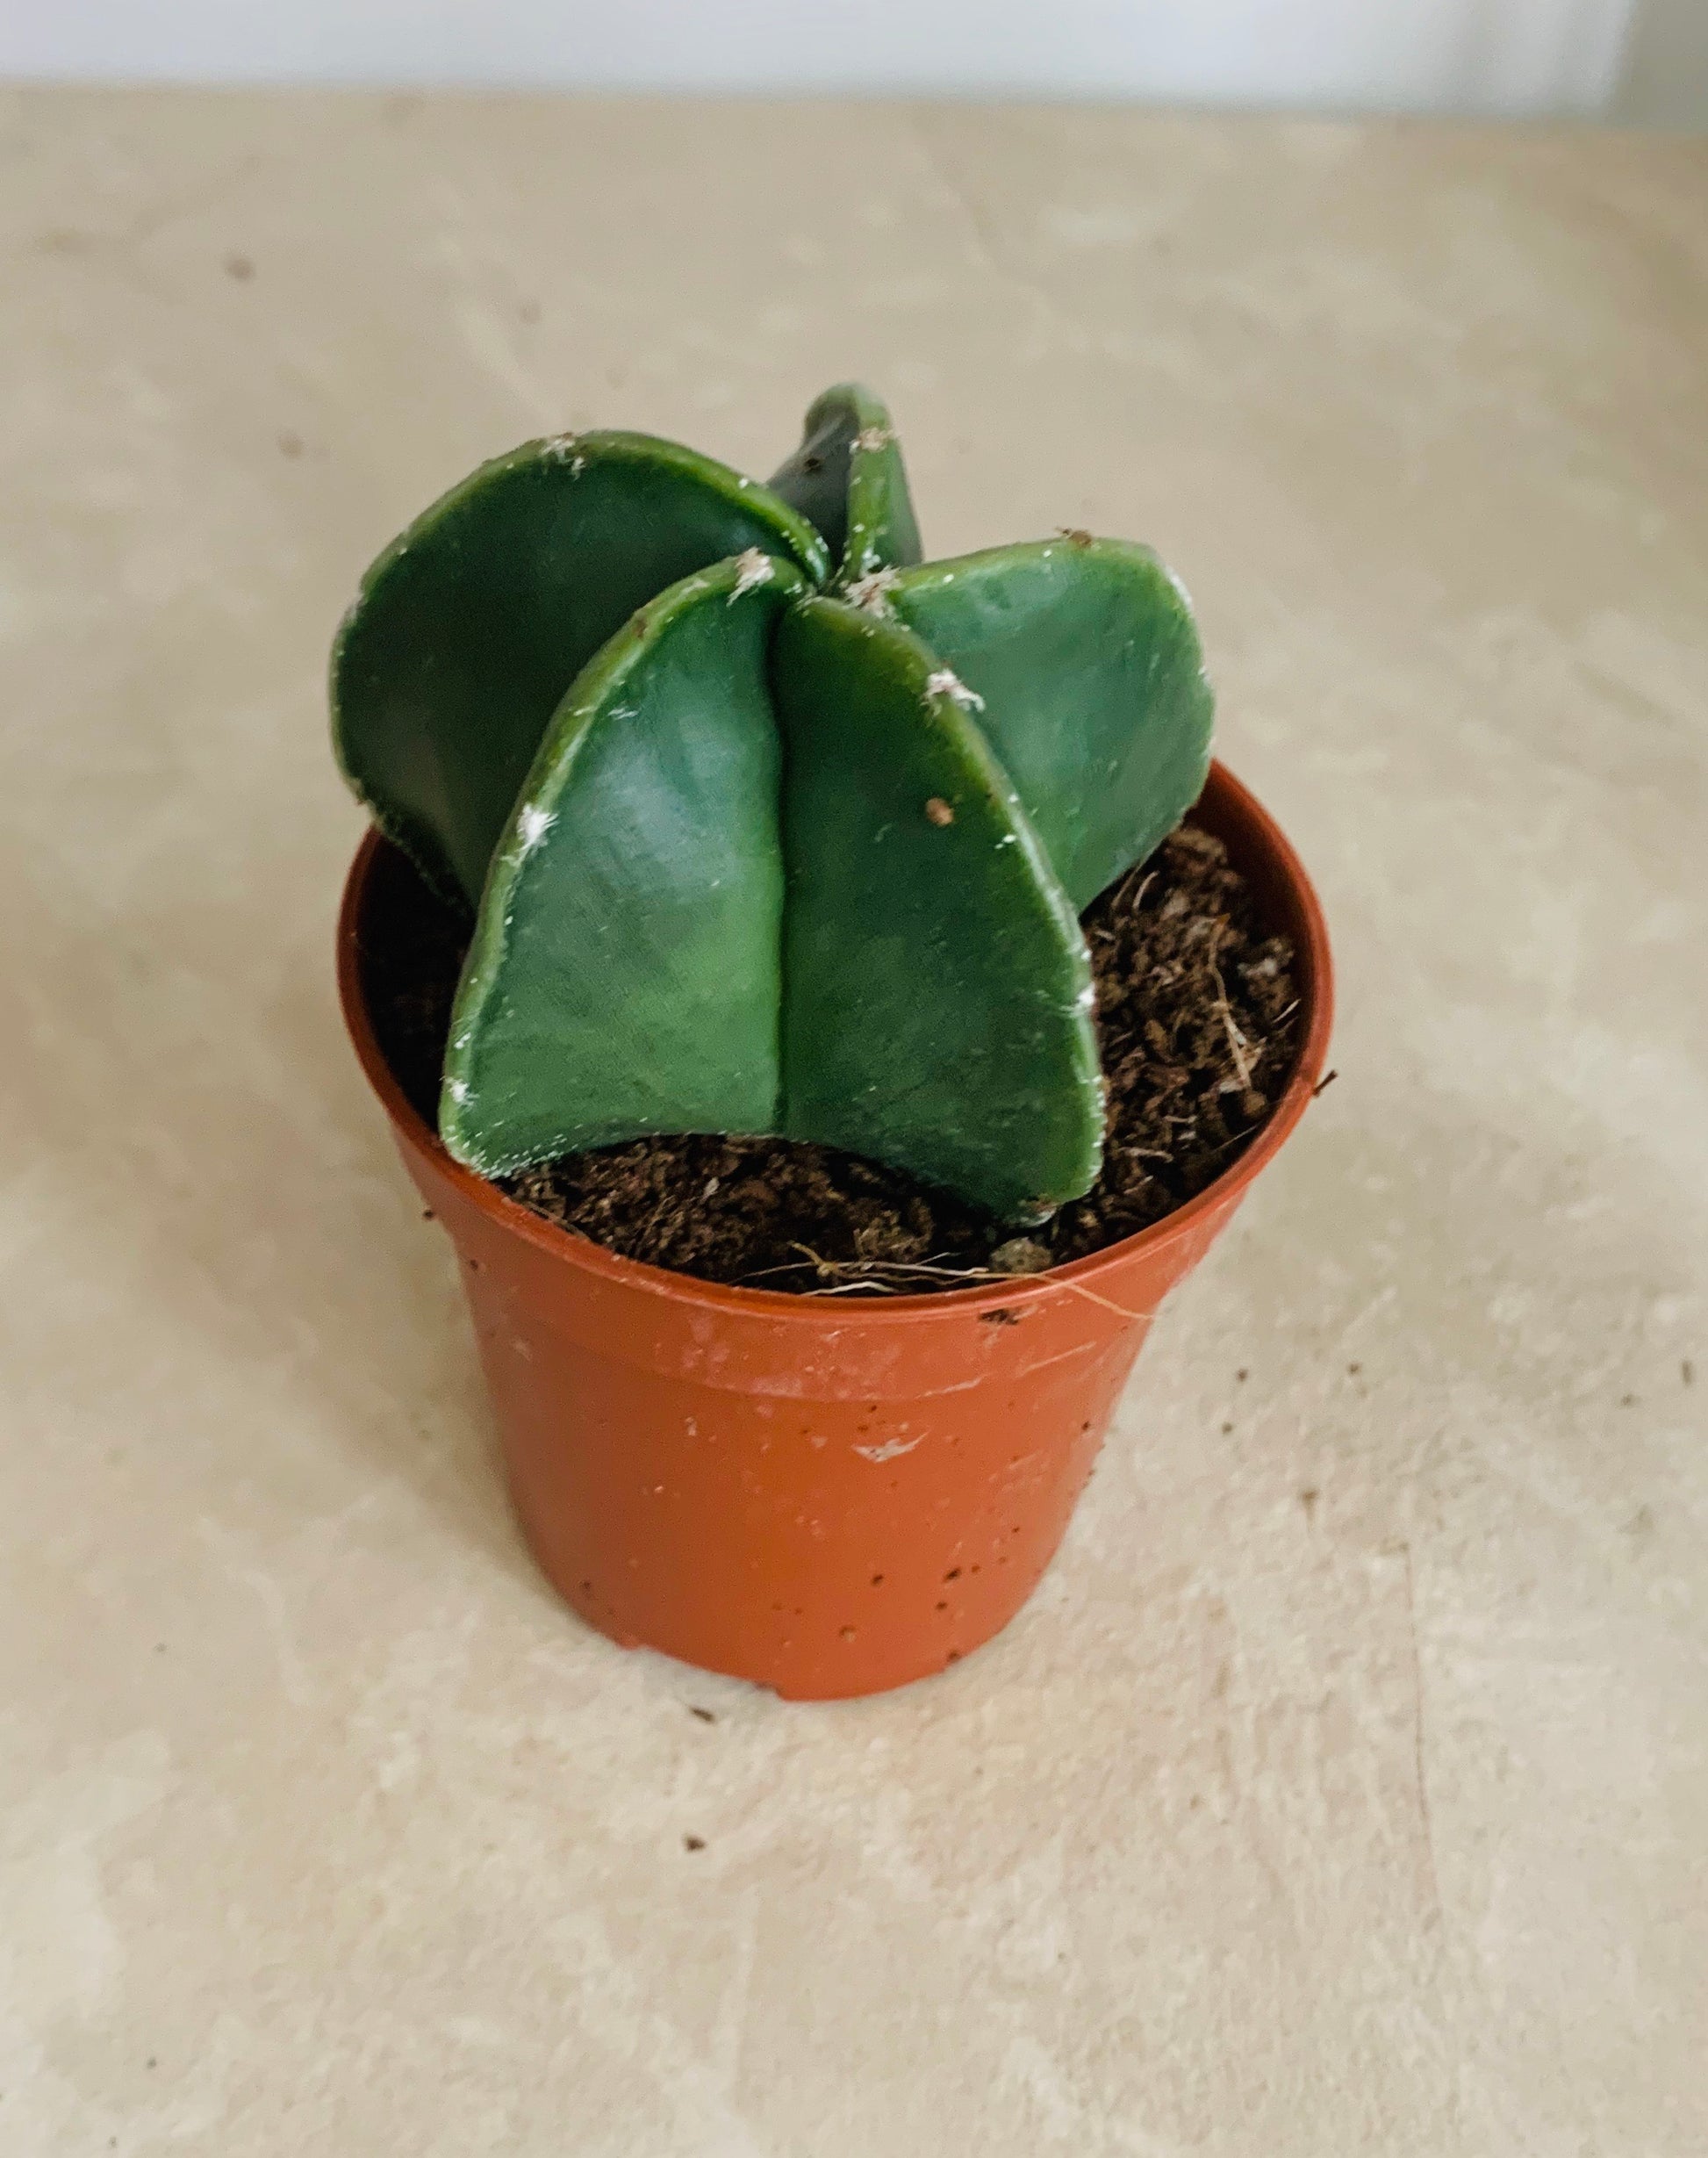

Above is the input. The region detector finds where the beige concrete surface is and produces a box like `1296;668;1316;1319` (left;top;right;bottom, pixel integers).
1;89;1704;2155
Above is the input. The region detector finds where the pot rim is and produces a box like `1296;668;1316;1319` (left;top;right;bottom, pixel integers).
338;759;1333;1324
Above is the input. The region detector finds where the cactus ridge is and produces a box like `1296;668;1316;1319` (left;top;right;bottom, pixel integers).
332;386;1213;1219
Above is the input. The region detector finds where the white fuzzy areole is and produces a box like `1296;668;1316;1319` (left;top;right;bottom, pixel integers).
729;547;774;601
853;425;894;452
843;565;900;615
926;667;986;712
517;803;556;852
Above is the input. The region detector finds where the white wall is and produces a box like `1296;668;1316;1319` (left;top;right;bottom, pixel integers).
0;0;1647;119
1612;0;1708;125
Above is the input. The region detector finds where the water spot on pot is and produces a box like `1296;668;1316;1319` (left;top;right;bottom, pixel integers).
855;1435;922;1464
871;1573;884;1586
840;1626;857;1641
946;1650;962;1665
936;1601;948;1612
944;1567;961;1581
579;1579;592;1593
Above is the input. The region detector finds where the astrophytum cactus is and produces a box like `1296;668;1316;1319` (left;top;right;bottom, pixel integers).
332;385;1212;1222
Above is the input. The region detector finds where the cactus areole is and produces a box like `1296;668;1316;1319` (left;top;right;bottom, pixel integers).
332;386;1213;1225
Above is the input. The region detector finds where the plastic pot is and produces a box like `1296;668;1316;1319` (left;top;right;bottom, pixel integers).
338;760;1332;1699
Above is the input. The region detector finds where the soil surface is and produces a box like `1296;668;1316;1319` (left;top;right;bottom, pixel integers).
358;824;1301;1293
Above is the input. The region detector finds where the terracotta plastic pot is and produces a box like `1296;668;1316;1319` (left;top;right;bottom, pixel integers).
338;761;1332;1699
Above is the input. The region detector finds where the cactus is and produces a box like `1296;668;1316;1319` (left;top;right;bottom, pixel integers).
332;386;1211;1222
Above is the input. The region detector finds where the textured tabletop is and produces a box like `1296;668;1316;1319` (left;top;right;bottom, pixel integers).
2;89;1704;2156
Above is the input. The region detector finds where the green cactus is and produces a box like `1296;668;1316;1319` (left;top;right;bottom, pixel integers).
332;385;1211;1223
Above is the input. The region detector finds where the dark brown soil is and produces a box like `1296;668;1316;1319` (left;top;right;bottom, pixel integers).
357;824;1300;1293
